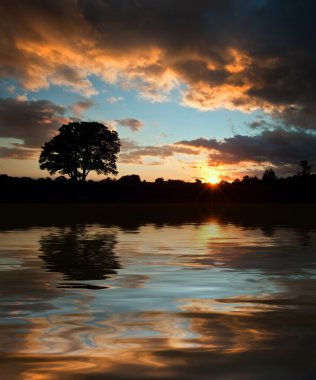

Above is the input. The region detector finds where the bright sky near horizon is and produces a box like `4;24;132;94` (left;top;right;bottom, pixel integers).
0;0;316;182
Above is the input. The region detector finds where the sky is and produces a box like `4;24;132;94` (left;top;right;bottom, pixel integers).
0;0;316;182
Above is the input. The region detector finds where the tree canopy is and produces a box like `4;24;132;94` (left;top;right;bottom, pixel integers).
39;122;120;182
262;168;277;183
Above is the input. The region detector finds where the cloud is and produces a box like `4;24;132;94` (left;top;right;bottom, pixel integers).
177;129;316;168
0;1;98;96
0;98;67;148
119;138;200;164
106;96;124;104
0;146;38;159
120;138;141;151
1;1;316;128
50;66;98;97
69;99;95;116
6;84;15;94
115;118;144;132
15;94;28;102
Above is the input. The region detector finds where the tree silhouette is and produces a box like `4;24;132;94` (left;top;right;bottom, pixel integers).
39;122;120;182
262;168;277;183
118;174;141;184
298;160;313;176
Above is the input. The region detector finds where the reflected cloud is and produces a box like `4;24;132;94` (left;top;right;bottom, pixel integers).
2;300;315;380
0;206;316;380
202;230;316;276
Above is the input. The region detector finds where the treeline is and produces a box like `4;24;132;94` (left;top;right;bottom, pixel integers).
1;172;316;203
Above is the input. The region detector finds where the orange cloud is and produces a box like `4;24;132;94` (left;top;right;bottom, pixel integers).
1;0;316;130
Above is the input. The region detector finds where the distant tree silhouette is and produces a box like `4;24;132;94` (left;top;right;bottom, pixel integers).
262;168;277;183
155;177;165;183
54;175;68;183
241;175;260;185
1;172;316;203
39;122;120;182
298;160;313;176
118;174;141;183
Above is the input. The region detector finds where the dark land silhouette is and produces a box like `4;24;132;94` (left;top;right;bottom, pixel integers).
2;121;312;203
1;171;316;203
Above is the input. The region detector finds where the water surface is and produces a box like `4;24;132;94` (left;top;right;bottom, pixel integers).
0;203;315;379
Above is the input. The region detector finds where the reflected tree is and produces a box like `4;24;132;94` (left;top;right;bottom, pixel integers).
39;227;120;282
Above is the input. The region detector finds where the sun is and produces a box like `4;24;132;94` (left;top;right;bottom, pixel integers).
207;175;220;185
200;167;221;185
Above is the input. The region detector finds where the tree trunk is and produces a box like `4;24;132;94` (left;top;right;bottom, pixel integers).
73;168;78;183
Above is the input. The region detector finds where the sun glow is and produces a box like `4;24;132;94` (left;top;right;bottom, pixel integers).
200;167;221;185
202;170;221;185
207;175;220;185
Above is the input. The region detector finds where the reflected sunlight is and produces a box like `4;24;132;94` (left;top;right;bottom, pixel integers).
0;205;316;380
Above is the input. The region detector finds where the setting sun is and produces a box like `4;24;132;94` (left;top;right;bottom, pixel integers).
201;168;221;184
207;175;220;185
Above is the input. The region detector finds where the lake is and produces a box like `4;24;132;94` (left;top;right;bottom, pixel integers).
0;203;315;379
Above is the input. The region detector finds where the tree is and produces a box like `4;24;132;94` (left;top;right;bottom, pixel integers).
298;160;313;176
242;175;259;185
118;174;141;184
262;168;277;183
39;122;120;182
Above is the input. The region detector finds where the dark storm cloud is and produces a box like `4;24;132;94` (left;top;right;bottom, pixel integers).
0;98;66;148
1;0;316;128
77;0;316;125
178;129;316;166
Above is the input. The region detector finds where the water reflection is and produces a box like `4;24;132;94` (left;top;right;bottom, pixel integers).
0;204;315;379
39;227;120;287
